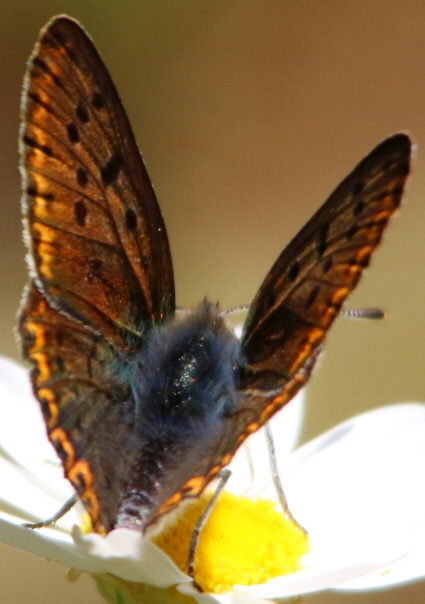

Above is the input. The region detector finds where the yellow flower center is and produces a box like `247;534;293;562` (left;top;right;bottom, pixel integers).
153;491;310;593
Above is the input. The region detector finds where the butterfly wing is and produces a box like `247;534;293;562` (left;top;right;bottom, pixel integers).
155;134;411;521
19;283;135;533
20;16;174;348
241;133;411;392
19;16;174;532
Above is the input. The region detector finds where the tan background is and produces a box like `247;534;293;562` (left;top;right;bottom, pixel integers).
0;1;424;603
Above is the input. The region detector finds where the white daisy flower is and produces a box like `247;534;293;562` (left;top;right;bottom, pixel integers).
0;356;424;604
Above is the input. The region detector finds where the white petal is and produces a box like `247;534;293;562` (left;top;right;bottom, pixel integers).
0;455;79;526
336;525;425;590
240;403;425;597
0;357;56;468
0;358;76;519
283;403;425;540
236;561;380;599
73;526;190;587
0;515;102;572
178;582;273;604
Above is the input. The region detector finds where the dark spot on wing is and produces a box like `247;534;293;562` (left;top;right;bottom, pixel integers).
74;470;87;492
76;168;88;187
51;436;67;463
23;135;53;157
125;208;137;231
51;29;78;65
263;290;277;312
28;92;55;115
376;191;389;201
66;123;79;144
74;200;88;227
306;285;320;309
101;151;123;186
358;251;371;267
391;185;404;207
22;324;36;349
322;257;333;273
27;185;37;197
89;259;102;272
55;356;65;372
92;92;104;110
353;200;364;216
26;185;54;201
346;224;358;240
288;261;300;282
317;222;329;257
76;101;89;123
87;259;103;283
375;217;389;229
38;394;52;423
32;57;63;88
33;57;49;72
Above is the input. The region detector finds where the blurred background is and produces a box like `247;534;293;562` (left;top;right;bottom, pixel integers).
0;1;424;603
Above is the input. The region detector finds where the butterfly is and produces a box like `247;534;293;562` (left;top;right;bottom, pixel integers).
18;15;411;535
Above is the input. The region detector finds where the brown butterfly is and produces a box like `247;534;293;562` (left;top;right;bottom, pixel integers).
18;15;411;535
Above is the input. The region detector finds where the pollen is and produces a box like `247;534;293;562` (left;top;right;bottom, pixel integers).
79;513;94;535
152;490;310;594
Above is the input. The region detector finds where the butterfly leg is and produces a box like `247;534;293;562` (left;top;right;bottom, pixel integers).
188;469;231;591
243;438;256;484
23;493;78;530
265;423;307;535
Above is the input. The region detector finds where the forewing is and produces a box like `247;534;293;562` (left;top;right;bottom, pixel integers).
20;16;174;348
19;283;135;533
241;133;411;390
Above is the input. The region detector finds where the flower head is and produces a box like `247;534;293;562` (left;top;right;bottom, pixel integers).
1;356;425;604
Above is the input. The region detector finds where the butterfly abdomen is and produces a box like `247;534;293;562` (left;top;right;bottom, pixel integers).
115;304;242;530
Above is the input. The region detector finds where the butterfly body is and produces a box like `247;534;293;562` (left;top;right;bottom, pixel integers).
18;16;411;534
115;304;241;531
